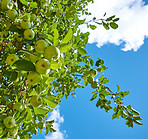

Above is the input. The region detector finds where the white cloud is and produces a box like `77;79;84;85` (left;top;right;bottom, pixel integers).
45;107;67;139
80;0;148;51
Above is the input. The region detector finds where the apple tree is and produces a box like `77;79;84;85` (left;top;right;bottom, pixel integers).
0;0;143;138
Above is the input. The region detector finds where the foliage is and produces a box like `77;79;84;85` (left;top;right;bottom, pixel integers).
0;0;142;138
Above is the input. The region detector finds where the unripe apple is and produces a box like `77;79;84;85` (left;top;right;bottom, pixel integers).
35;40;48;53
5;22;11;29
1;0;13;10
21;20;31;29
7;9;17;20
44;46;60;61
35;59;50;74
27;71;41;85
24;29;35;40
6;54;19;65
38;121;45;129
7;126;18;138
13;102;24;112
30;14;37;22
3;116;15;128
30;95;42;107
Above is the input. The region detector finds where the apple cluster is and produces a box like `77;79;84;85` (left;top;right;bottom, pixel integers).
0;0;62;138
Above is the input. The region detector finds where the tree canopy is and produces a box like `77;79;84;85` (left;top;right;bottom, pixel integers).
0;0;142;138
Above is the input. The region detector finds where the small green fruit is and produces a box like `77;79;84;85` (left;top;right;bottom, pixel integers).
7;9;17;20
7;126;18;138
30;14;37;22
90;69;97;76
6;54;19;65
13;102;24;112
21;20;31;29
1;0;13;10
30;95;42;107
3;116;15;128
44;46;60;61
27;71;41;85
35;40;48;53
35;59;50;74
24;29;35;40
38;121;45;129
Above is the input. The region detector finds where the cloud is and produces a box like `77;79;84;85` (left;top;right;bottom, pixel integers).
45;107;67;139
80;0;148;51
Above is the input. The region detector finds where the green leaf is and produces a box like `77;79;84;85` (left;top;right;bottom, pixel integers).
112;113;117;119
96;66;106;72
89;25;97;30
24;107;32;123
133;119;143;125
30;2;37;8
43;96;59;108
20;0;28;5
53;29;59;46
4;70;18;81
77;47;87;55
117;85;120;92
118;91;130;97
13;59;36;71
131;108;140;115
102;22;109;30
113;18;120;22
60;28;73;45
110;22;118;29
90;93;97;101
33;107;50;115
9;25;22;34
59;43;72;52
106;15;116;21
133;116;143;120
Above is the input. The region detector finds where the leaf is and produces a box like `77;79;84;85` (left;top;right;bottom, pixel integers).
30;2;37;8
77;47;87;55
33;107;50;115
20;0;28;5
24;107;32;123
113;18;120;22
4;70;18;81
53;29;59;46
13;59;36;71
117;85;120;92
43;96;59;108
106;15;116;21
102;22;109;30
60;28;73;45
59;43;72;52
89;25;97;30
110;22;118;29
131;108;140;115
9;25;22;34
133;119;143;125
90;93;97;101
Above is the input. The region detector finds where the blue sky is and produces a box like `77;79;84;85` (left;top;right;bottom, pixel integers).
33;0;148;139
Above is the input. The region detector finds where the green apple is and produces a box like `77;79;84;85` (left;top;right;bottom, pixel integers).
27;71;41;85
16;35;23;42
38;121;45;129
30;14;37;22
1;0;13;10
21;20;31;29
13;102;24;112
35;59;50;74
44;46;60;61
30;95;42;107
24;29;35;40
7;126;18;138
6;54;19;65
7;9;17;20
3;116;15;128
35;40;48;53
